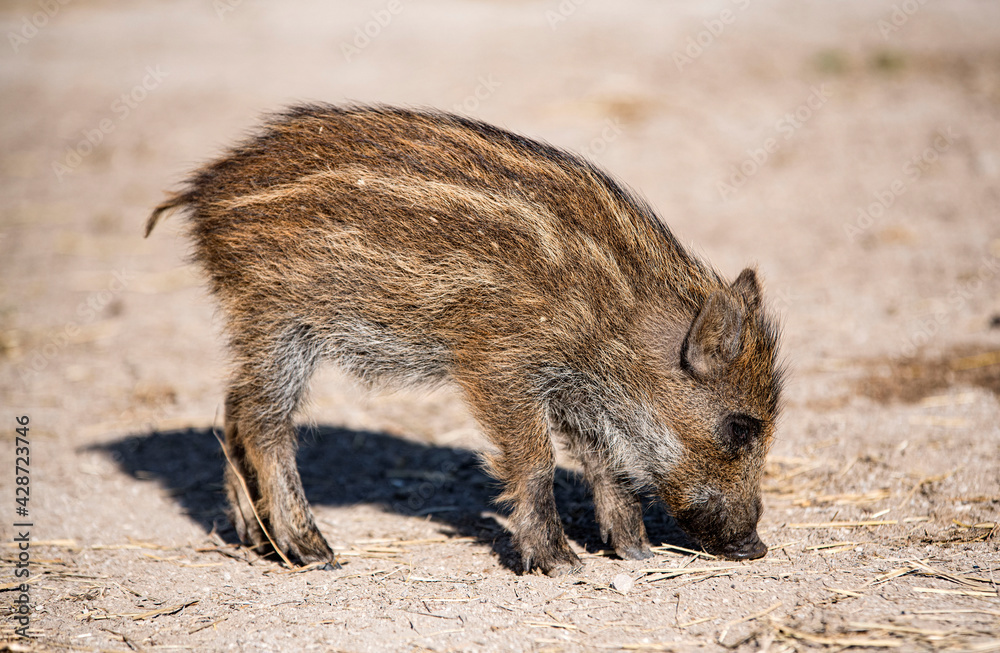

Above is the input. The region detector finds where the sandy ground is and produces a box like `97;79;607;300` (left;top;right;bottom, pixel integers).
1;1;999;651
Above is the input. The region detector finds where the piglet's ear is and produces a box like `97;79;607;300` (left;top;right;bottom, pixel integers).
682;291;744;378
731;267;761;312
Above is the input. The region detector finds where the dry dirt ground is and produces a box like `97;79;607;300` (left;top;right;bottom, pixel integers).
1;1;999;651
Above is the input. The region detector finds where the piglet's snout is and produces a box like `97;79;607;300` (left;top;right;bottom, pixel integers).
722;530;767;560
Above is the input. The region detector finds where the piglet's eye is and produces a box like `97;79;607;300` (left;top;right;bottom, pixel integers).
725;414;762;447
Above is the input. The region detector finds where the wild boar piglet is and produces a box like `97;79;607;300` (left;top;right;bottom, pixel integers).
147;104;783;575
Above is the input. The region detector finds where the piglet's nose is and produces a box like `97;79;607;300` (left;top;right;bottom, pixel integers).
724;530;767;560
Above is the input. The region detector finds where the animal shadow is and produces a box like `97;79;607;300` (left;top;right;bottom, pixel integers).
91;425;695;572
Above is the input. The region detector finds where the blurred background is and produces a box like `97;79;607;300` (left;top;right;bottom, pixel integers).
3;0;1000;560
4;0;1000;550
0;1;998;648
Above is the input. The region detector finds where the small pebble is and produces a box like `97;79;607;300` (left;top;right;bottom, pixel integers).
610;573;634;594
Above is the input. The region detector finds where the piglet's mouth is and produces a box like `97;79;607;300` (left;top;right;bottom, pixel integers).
713;530;768;561
671;506;768;561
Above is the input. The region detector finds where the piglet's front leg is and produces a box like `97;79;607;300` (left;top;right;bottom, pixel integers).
462;376;582;576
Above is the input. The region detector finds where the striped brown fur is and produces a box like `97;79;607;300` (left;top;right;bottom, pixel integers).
147;104;783;575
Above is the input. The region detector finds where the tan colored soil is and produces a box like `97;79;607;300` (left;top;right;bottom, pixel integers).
1;1;998;651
